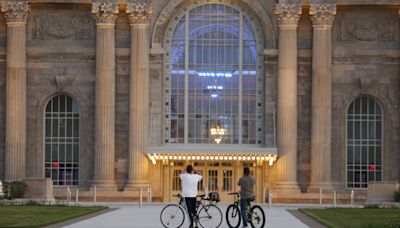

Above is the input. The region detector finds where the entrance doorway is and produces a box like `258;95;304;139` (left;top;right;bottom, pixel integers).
168;162;256;203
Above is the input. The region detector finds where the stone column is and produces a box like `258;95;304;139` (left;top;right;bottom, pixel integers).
125;2;153;189
309;4;336;192
2;1;30;181
91;3;119;190
274;4;301;192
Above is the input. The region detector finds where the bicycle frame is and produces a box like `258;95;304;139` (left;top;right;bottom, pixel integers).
230;193;252;220
176;194;212;225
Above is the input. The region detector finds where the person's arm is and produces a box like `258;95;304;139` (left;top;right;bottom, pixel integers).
237;177;242;186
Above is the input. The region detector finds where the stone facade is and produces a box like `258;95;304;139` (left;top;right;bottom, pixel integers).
0;0;398;202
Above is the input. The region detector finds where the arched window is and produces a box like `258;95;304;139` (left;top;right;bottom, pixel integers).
44;95;80;186
164;3;263;144
347;96;382;188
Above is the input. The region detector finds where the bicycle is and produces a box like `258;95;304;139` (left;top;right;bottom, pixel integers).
160;192;223;228
225;192;266;228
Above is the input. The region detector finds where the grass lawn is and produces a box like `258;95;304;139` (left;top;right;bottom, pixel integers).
300;208;400;228
0;205;107;227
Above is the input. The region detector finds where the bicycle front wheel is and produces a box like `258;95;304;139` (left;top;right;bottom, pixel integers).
249;205;266;228
225;204;241;228
160;204;185;228
198;204;223;228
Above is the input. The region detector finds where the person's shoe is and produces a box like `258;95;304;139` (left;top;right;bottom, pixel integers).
241;225;248;228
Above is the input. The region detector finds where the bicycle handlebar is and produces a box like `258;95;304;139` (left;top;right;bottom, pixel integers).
228;192;240;196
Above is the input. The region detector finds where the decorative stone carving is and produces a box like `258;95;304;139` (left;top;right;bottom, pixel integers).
1;1;30;23
32;12;94;40
126;2;153;25
54;76;74;91
359;77;375;92
274;4;301;26
92;3;119;24
309;4;336;26
335;9;399;42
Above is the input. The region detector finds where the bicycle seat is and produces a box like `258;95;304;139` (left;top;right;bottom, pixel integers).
173;194;181;198
197;194;206;198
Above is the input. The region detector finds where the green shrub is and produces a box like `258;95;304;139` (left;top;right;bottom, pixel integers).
1;181;9;199
364;203;380;209
394;189;400;202
9;181;27;199
1;181;27;199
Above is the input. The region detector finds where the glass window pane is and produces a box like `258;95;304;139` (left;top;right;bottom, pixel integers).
52;96;59;112
60;95;66;112
59;144;65;162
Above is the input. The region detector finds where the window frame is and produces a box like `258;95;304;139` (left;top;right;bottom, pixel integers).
345;96;384;189
43;94;81;186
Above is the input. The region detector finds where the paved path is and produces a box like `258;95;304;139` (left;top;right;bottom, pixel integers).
63;204;309;228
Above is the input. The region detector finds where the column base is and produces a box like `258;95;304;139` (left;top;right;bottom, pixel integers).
273;181;301;193
124;180;150;191
91;180;118;191
308;182;335;193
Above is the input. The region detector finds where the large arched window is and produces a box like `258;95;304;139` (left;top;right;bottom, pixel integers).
164;3;263;144
44;95;80;186
347;96;382;188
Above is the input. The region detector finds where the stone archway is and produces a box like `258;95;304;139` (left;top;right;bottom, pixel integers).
150;0;277;49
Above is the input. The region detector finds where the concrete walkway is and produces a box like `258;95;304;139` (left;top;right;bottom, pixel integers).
62;204;310;228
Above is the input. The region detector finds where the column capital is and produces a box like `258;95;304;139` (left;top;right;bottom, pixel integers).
126;2;153;26
92;2;119;24
1;1;30;24
310;4;336;27
274;4;301;27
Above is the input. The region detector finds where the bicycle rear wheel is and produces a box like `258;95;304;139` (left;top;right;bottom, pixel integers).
249;205;266;228
198;204;223;228
225;204;241;228
160;204;185;228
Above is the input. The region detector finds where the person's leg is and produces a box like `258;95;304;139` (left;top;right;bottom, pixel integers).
185;197;196;227
240;199;248;227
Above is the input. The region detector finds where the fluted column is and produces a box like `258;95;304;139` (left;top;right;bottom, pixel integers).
274;4;301;191
125;2;153;189
91;3;118;190
309;4;336;191
2;1;30;181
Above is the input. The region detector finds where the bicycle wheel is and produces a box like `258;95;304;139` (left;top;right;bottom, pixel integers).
249;205;266;228
198;204;223;228
160;204;185;228
225;204;241;228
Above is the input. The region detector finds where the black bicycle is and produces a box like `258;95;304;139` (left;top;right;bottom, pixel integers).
160;192;223;228
225;192;266;228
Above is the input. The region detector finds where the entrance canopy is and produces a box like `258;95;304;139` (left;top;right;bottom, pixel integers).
146;145;278;166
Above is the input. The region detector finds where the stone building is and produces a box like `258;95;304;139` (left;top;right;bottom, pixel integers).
0;0;399;203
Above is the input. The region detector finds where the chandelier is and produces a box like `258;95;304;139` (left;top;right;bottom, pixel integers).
210;122;226;144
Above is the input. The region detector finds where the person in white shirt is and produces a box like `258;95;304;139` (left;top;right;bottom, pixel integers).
180;165;202;228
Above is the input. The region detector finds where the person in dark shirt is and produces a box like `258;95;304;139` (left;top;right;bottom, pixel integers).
237;166;255;227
